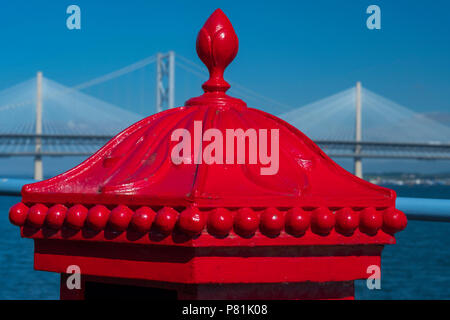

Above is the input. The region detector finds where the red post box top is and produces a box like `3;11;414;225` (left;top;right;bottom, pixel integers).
9;9;406;247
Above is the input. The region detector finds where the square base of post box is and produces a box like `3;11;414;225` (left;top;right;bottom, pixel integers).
33;239;384;300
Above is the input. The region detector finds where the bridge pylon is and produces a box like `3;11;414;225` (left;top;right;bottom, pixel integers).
354;81;363;179
34;71;43;181
156;51;175;113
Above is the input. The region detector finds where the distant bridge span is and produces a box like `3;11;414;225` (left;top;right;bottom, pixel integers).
1;52;450;179
1;134;450;161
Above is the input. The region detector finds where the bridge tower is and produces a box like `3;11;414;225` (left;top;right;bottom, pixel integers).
156;51;175;113
354;81;363;179
34;71;43;181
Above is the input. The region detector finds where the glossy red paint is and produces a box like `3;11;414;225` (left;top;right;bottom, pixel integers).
35;239;382;285
360;207;383;235
46;204;67;229
9;202;28;226
109;205;133;231
87;205;110;231
234;208;259;236
335;207;359;236
8;8;407;300
27;204;48;228
66;204;88;230
207;208;233;236
383;208;407;234
285;207;310;236
311;207;335;235
197;8;238;93
13;203;402;240
130;206;156;233
154;207;178;234
260;207;284;236
178;207;206;235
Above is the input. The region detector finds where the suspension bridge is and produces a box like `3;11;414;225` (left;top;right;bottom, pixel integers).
1;51;450;180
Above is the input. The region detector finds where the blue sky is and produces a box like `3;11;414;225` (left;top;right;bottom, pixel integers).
0;0;449;113
0;0;450;176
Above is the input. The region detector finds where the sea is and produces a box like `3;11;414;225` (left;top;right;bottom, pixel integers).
0;185;449;300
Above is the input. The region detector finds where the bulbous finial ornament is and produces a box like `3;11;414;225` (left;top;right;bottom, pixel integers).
197;9;238;93
186;9;245;109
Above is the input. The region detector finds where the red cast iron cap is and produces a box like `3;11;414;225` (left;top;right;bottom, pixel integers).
10;9;406;244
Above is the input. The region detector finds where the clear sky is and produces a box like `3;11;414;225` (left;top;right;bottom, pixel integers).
0;0;449;114
1;0;450;177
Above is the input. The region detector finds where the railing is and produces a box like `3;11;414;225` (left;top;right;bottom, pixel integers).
396;197;450;222
2;135;450;159
0;178;35;195
0;134;110;157
316;140;450;160
1;178;449;222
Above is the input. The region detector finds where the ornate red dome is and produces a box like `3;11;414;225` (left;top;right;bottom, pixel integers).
10;9;406;244
20;9;394;209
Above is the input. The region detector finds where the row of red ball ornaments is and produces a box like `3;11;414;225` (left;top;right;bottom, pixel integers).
10;202;407;238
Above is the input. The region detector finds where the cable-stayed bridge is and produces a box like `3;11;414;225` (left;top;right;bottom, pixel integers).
1;51;450;179
278;83;450;177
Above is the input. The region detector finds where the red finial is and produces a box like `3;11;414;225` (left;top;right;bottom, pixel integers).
186;9;245;108
197;9;238;93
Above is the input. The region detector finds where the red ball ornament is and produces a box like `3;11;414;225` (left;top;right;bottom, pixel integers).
285;207;310;236
131;206;156;233
311;207;335;235
234;208;259;236
109;205;133;231
27;203;48;228
260;207;284;236
360;207;383;235
9;202;29;226
66;204;88;230
335;207;359;235
178;207;206;235
87;205;110;231
383;208;407;234
208;208;233;236
46;204;67;229
154;207;178;233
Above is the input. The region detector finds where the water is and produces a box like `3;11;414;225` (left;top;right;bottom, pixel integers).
0;195;59;299
0;186;449;300
355;185;450;300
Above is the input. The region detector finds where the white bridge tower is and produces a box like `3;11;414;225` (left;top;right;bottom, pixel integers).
156;51;175;113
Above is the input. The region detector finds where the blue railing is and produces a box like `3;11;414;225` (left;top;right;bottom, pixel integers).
0;178;35;196
396;197;450;222
1;178;449;222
